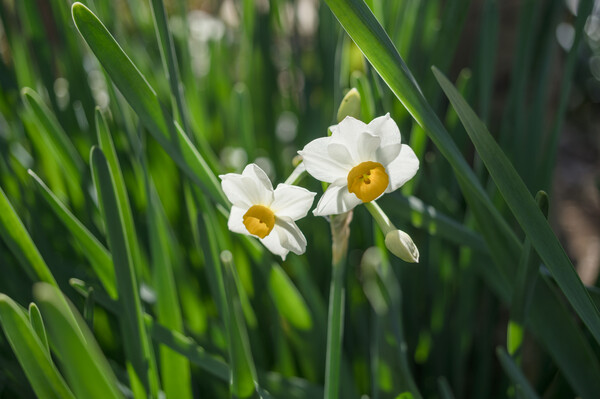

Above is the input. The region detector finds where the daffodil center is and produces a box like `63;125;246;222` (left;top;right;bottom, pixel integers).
243;205;275;239
347;161;389;203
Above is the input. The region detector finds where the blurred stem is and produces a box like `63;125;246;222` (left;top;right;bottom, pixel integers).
325;211;353;399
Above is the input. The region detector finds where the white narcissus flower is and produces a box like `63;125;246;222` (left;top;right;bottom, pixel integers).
298;114;419;216
219;164;316;260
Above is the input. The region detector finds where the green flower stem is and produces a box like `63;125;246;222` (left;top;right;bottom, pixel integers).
365;200;395;235
325;211;353;399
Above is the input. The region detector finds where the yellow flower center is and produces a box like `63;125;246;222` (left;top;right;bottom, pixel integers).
243;205;275;239
347;161;389;203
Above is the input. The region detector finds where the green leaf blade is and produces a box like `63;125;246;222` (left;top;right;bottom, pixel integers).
33;283;123;399
71;2;227;207
28;170;117;299
269;264;313;331
433;66;600;346
0;186;58;286
0;294;75;399
90;147;159;399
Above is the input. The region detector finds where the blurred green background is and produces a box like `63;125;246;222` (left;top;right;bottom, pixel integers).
1;0;600;398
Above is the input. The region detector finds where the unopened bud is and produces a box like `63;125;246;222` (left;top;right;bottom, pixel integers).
336;88;361;122
385;230;419;263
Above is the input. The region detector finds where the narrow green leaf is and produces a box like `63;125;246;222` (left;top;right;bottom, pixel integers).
381;193;487;253
71;2;227;207
28;303;49;353
508;191;548;355
21;87;84;208
433;67;600;345
145;314;230;381
222;252;258;398
0;185;57;286
148;0;190;132
145;179;192;399
496;347;539;399
32;283;123;399
95;108;146;282
0;294;75;399
28;170;117;299
71;277;323;398
269;264;313;331
90;147;159;398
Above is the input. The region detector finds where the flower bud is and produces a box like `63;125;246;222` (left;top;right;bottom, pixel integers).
385;230;419;263
336;88;361;122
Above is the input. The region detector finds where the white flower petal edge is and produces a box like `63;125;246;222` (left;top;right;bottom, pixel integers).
220;163;274;207
385;144;419;193
298;137;349;183
219;163;315;260
367;113;402;148
271;184;317;220
313;179;362;216
227;206;248;235
260;218;307;260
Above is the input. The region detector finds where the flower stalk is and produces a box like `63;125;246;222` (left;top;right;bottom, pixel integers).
324;210;353;399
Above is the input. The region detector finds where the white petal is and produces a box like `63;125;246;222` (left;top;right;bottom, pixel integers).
274;217;307;256
329;117;371;162
271;184;316;220
219;174;258;208
385;144;420;193
327;142;355;168
241;163;274;205
377;143;402;166
299;137;349;183
367;113;402;147
227;206;250;235
356;132;381;162
260;229;291;260
313;179;362;216
330;116;368;143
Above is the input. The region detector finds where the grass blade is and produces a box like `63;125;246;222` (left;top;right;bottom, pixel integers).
496;347;539;399
71;2;227;207
0;294;75;399
148;0;190;133
0;185;57;286
27;303;49;354
222;253;259;398
95;108;146;281
508;191;548;356
145;180;193;399
33;283;123;399
90;147;159;398
28;170;117;299
21;88;84;208
269;264;313;331
433;67;600;346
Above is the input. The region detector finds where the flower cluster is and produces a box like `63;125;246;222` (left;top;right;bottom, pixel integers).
220;114;420;261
